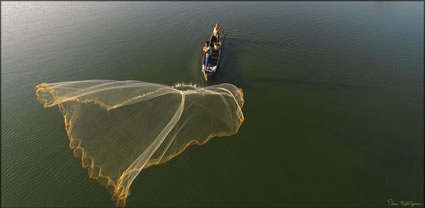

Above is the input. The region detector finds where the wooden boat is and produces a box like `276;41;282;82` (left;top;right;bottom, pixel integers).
201;33;223;81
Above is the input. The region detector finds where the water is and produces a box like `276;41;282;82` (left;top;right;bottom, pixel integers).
1;2;423;207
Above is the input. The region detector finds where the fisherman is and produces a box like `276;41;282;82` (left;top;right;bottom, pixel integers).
203;41;211;54
203;41;212;71
211;23;224;47
213;41;221;50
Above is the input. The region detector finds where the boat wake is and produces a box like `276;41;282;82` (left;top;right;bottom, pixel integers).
34;80;244;207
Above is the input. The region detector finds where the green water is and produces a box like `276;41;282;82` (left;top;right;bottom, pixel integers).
1;2;423;207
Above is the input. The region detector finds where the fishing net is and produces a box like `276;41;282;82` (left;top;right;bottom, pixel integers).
35;80;244;206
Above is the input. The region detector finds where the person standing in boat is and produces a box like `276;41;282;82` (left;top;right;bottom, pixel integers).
203;41;212;70
211;23;224;47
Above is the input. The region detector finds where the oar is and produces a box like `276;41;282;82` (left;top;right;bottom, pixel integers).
222;29;239;38
222;29;227;36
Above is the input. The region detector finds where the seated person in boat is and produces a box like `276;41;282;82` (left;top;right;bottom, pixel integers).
213;41;221;50
211;23;224;46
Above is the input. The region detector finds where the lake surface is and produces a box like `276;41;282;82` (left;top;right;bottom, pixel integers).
1;2;423;207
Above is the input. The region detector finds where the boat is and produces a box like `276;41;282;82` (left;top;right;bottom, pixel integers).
201;33;223;81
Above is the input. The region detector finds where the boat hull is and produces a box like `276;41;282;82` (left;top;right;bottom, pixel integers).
201;33;223;81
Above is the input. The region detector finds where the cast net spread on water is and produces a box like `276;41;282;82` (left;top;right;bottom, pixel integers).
35;80;244;207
